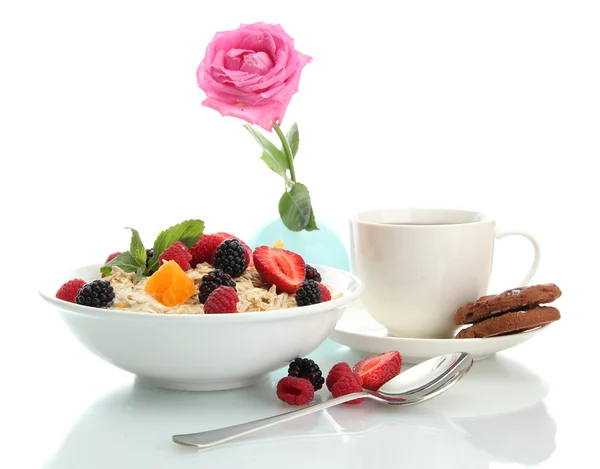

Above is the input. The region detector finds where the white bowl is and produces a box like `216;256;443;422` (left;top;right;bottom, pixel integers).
39;264;363;391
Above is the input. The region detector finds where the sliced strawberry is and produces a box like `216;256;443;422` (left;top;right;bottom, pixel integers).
253;245;306;294
317;282;332;302
213;232;253;267
352;351;402;391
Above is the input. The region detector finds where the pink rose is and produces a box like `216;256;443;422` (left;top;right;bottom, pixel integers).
196;22;312;131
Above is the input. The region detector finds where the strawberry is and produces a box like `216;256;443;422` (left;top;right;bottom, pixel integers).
253;245;306;294
352;351;402;391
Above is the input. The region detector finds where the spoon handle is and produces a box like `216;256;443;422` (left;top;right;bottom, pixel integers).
172;392;369;448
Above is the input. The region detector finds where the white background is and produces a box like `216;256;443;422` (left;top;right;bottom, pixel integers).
1;1;599;467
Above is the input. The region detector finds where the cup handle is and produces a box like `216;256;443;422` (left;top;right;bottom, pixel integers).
495;230;541;287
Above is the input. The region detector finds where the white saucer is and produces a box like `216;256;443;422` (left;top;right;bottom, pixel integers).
329;301;549;363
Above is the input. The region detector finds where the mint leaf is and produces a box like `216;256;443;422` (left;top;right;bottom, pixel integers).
286;122;299;158
134;264;146;283
245;124;289;178
126;227;146;265
147;219;204;273
100;251;143;277
305;208;319;231
278;183;313;232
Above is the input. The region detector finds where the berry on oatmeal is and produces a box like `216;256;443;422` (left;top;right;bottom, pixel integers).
331;372;364;404
199;269;237;304
56;278;87;303
287;358;325;391
105;252;121;263
158;241;192;272
276;376;315;405
189;234;222;267
325;362;353;392
204;286;239;314
75;279;115;308
253;245;306;294
214;232;253;267
353;351;402;391
305;264;322;282
295;279;322;306
102;252;122;277
213;239;247;278
316;282;331;302
144;260;196;306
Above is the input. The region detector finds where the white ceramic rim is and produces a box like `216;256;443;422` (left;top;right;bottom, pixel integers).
39;264;364;323
351;207;494;228
333;322;548;344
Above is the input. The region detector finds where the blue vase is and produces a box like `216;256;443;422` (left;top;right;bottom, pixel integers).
249;219;351;271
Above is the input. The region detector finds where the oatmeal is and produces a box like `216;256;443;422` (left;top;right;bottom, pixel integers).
105;263;298;314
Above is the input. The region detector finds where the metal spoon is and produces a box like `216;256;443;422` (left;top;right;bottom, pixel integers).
172;352;473;448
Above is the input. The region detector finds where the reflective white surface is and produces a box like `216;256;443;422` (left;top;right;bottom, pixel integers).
2;0;599;467
6;292;596;468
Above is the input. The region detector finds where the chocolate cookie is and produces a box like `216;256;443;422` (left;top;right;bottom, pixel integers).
456;306;561;339
454;284;562;325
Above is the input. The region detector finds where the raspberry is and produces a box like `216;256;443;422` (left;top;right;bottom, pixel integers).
214;239;247;278
203;286;239;314
199;269;236;304
190;234;222;267
75;279;115;308
55;278;87;303
105;252;121;263
326;362;353;392
158;241;192;271
305;264;322;282
102;252;122;277
295;279;322;306
287;358;324;391
331;372;364;404
276;376;315;405
317;282;332;302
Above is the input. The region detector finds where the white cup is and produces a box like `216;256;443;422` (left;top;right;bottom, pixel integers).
350;208;541;338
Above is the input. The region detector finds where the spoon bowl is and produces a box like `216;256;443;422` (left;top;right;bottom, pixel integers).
172;352;473;448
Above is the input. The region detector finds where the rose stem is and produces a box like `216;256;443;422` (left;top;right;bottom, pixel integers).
273;122;296;183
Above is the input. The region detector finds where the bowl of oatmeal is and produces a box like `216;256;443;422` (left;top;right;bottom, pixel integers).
39;231;363;391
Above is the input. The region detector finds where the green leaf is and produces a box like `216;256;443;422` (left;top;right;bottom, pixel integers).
126;227;146;265
147;219;204;272
305;208;319;231
100;251;143;277
244;124;289;177
134;264;146;283
286;122;299;158
278;182;313;232
260;151;288;179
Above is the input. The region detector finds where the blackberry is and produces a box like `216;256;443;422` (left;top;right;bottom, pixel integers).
295;279;322;306
213;239;247;278
144;248;156;274
305;264;322;283
199;269;237;303
75;279;115;308
288;357;325;391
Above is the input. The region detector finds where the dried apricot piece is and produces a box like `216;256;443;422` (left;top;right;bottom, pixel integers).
145;260;195;306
